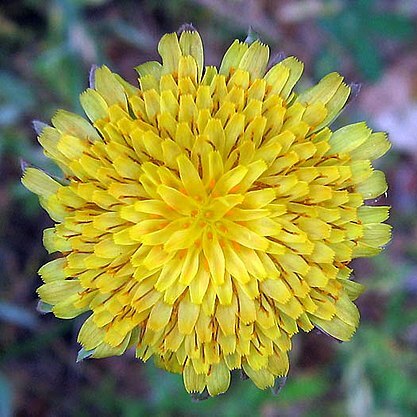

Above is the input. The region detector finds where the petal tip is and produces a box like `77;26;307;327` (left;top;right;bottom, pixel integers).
178;22;197;34
36;300;53;314
32;120;48;135
20;158;30;174
89;64;98;89
245;26;261;45
76;347;95;363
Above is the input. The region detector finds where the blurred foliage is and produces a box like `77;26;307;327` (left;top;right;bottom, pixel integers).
0;372;12;417
1;0;417;416
318;0;415;80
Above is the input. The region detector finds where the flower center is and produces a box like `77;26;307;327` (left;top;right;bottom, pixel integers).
173;191;237;249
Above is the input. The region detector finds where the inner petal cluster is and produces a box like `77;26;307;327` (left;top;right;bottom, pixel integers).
22;30;391;397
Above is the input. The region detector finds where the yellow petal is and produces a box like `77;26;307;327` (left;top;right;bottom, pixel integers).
147;299;173;331
135;61;162;79
260;279;291;304
93;333;132;358
157;185;197;215
221;220;269;251
38;258;67;283
334;294;359;328
178;295;200;334
52;109;100;140
297;72;350;129
297;217;331;240
212;165;248;196
179;247;200;285
37;280;82;305
236;284;256;324
143;89;161;122
214;273;233;305
38;126;70;168
311;315;356;342
154;256;183;292
216;300;237;335
94;66;127;108
43;228;71;253
189;263;210;304
265;57;304;100
178;55;198;83
80;88;108;121
202;229;225;285
183;362;206;393
94;237;125;258
238;41;269;79
328;122;371;154
357;206;390;224
177;154;205;198
164;224;202;251
219;40;248;75
207;361;231;396
361;223;392;248
264;64;290;96
356;170;387;200
351;131;391;161
22;168;61;198
242;364;275;389
158;33;182;74
339;278;365;301
224;243;250;284
78;314;106;350
242;189;275;209
179;30;204;80
268;351;289;376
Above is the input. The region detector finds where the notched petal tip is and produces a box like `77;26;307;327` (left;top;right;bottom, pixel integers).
245;26;261;45
239;38;270;79
20;159;30;174
89;64;98;89
190;389;210;402
271;376;287;396
314;326;344;343
349;82;362;99
343;81;362;109
267;51;287;70
32;120;48;135
36;300;53;314
239;369;249;380
178;23;197;34
76;347;95;363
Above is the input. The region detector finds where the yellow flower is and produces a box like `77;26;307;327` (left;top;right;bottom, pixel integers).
22;29;391;396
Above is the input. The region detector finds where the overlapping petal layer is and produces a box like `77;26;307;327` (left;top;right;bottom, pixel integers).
23;30;390;396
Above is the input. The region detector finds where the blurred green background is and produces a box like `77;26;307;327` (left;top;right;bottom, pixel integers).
1;0;417;416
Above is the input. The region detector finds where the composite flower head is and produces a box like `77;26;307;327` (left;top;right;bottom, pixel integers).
23;29;391;396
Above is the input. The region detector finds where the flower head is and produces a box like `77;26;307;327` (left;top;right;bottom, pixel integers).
23;29;390;396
